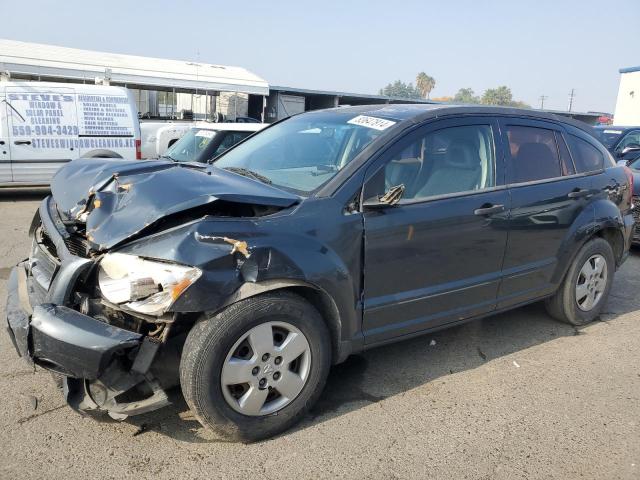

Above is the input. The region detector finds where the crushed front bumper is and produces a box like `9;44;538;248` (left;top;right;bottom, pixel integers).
7;264;142;379
5;197;171;418
6;262;171;417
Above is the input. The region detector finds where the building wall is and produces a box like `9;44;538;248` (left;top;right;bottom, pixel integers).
215;92;249;121
134;90;248;121
614;71;640;126
176;92;215;119
132;89;150;117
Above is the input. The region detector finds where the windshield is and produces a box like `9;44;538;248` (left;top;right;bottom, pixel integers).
213;112;391;194
593;128;623;149
164;128;218;162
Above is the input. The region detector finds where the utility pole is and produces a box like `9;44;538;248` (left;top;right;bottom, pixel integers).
539;95;548;109
567;88;576;111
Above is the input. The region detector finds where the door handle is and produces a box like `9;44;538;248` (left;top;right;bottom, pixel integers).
474;204;505;216
567;188;590;199
14;140;31;145
0;141;4;145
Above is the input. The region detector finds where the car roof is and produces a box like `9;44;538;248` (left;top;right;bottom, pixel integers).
192;122;266;132
308;104;594;134
593;125;640;131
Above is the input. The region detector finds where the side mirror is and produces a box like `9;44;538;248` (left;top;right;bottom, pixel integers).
619;145;640;157
362;196;390;210
362;184;405;210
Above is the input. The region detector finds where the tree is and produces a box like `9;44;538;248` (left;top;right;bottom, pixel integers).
416;72;436;99
378;80;422;99
453;88;480;104
478;86;530;108
481;86;514;106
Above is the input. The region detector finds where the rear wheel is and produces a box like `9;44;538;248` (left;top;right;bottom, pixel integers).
545;238;614;326
180;291;331;442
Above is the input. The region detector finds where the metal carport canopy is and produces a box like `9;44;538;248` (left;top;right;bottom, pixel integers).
0;39;269;95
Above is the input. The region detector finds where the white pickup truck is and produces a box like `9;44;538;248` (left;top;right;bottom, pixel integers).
160;123;266;163
139;121;195;159
140;118;263;159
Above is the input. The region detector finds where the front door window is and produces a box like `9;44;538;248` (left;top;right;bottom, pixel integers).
378;124;496;201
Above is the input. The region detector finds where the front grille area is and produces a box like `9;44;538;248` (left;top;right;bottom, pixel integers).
64;234;91;258
633;196;640;240
39;219;91;259
31;228;60;292
39;227;59;260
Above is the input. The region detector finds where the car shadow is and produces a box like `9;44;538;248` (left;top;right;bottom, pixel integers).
126;258;640;444
0;188;49;201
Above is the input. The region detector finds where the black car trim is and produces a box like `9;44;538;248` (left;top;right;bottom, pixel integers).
506;169;604;189
370;185;509;209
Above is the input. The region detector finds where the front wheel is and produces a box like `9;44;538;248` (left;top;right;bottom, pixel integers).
180;291;331;442
545;237;615;326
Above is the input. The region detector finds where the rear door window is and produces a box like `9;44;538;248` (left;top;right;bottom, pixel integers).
505;125;561;183
567;134;604;173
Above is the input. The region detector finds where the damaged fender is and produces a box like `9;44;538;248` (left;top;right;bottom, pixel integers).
114;198;364;358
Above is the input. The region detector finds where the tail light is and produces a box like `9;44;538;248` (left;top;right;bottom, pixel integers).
135;139;142;160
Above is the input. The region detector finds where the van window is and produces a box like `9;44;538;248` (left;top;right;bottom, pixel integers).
567;134;604;173
506;126;561;183
381;124;496;200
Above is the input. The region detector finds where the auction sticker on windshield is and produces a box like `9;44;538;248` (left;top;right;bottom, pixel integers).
196;130;216;138
347;115;396;131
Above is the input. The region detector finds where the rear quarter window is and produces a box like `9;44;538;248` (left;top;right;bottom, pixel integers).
567;134;605;173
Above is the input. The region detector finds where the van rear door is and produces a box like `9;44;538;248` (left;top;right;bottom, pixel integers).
6;86;78;184
0;92;11;184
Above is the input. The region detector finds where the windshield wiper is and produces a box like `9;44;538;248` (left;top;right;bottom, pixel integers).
223;167;272;185
160;154;177;162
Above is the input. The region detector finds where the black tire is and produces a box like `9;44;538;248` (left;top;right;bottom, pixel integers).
545;237;615;326
179;291;331;442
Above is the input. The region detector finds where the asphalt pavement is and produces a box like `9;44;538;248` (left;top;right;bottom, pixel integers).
0;190;638;479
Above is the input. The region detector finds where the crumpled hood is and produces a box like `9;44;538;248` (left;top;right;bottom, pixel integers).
51;158;299;250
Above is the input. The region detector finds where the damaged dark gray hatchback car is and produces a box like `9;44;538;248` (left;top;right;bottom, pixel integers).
6;105;635;441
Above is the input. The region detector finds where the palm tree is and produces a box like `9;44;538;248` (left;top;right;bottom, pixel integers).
416;72;436;99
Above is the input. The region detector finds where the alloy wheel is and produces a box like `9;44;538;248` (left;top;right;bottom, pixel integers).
575;254;607;311
221;321;312;416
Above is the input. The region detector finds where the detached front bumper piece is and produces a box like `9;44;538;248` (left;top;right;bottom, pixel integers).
31;303;141;379
5;263;170;418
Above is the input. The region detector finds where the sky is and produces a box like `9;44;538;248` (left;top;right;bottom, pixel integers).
1;0;638;114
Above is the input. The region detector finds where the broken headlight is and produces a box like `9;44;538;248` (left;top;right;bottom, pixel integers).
98;253;201;316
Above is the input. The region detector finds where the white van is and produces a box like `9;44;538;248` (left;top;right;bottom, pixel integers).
0;81;141;186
